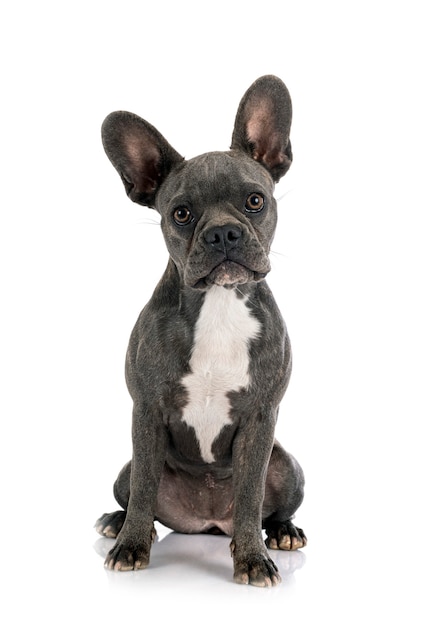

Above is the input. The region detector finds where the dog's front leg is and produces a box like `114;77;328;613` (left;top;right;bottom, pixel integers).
230;415;280;587
104;405;167;571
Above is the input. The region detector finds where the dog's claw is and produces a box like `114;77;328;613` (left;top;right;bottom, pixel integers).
233;565;281;587
104;543;151;571
95;510;126;538
232;546;281;587
265;520;307;551
103;523;156;571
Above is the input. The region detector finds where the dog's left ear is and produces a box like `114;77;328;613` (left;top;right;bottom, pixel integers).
231;75;292;182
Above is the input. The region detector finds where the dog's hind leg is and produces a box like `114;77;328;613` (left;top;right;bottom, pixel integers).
262;442;307;551
264;517;307;551
95;462;131;538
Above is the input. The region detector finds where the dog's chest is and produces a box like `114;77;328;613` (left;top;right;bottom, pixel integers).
181;286;260;463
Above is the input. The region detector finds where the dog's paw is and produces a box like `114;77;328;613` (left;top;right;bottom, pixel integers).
230;542;281;587
104;526;156;571
104;540;150;571
265;520;307;551
95;510;126;538
233;553;281;587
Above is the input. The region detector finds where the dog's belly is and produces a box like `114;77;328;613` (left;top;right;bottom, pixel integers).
181;286;260;463
157;464;235;535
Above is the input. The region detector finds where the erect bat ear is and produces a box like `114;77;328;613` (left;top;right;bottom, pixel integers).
231;75;293;183
102;111;184;208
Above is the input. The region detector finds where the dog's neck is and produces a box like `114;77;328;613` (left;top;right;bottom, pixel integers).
159;258;261;310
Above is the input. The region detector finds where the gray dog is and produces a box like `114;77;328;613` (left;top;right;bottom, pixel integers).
95;75;306;587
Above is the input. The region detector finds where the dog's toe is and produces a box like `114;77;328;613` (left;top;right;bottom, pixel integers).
233;553;281;587
95;510;126;538
105;541;151;571
265;520;307;551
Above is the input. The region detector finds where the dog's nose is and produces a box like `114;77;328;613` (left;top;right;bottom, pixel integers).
204;224;242;253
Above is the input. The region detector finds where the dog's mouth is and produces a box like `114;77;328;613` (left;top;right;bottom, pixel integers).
191;260;268;290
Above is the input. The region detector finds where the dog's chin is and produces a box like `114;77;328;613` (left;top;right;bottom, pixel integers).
191;261;268;290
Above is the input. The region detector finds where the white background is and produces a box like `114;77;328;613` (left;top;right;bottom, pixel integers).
1;1;437;624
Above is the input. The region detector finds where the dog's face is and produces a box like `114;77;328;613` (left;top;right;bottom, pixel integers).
101;75;293;289
155;151;277;289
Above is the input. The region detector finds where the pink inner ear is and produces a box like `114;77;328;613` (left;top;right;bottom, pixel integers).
246;101;274;147
123;131;163;195
246;106;286;169
125;132;161;171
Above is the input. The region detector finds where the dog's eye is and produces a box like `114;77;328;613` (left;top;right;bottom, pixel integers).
245;193;265;213
173;207;193;225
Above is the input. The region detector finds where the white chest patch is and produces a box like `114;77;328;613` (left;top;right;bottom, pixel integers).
181;286;261;463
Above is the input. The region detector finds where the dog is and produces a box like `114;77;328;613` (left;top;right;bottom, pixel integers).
95;75;306;587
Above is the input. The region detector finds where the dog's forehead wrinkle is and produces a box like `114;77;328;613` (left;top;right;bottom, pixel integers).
159;152;274;212
194;152;269;184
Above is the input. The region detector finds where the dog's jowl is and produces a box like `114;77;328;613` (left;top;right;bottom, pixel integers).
95;75;306;587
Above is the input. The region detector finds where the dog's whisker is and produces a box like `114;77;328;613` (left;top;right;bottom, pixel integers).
236;286;252;303
276;189;293;203
270;249;290;259
135;218;161;226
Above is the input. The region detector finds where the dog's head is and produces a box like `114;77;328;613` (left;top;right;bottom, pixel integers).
102;75;292;289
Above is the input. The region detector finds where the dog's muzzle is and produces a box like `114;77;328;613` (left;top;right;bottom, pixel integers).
204;261;267;288
184;222;271;289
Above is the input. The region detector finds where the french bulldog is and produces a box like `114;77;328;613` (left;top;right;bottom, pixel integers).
95;75;306;587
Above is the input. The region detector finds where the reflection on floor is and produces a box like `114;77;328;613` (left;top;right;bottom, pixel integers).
93;522;306;591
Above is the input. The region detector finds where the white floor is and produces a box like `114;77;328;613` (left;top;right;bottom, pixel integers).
5;502;436;625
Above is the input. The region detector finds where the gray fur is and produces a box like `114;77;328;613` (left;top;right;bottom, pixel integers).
96;75;306;587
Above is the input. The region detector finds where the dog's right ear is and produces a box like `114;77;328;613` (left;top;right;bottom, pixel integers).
102;112;184;208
